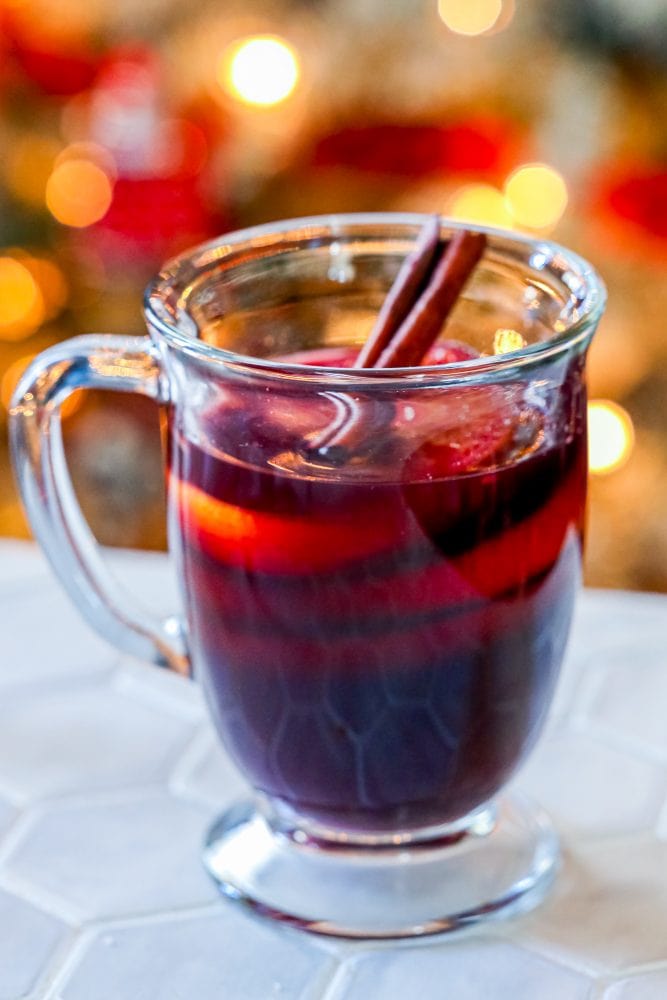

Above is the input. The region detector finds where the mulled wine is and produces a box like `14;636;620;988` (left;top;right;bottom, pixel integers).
168;345;587;833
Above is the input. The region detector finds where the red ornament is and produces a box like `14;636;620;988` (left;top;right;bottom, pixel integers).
593;161;667;267
2;12;100;97
309;118;519;181
91;172;226;265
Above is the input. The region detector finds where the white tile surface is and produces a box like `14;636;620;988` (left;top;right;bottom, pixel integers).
2;543;667;998
331;938;593;999
580;646;667;758
516;728;667;838
0;587;117;687
521;837;667;973
0;679;197;804
170;730;250;808
54;909;333;1000
1;790;219;922
0;540;49;590
0;887;69;1000
0;796;16;841
603;972;667;999
114;655;203;719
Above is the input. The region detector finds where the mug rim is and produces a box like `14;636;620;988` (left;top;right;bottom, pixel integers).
143;212;607;386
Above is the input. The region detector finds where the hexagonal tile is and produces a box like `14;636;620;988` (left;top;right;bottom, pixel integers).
331;937;593;999
1;791;219;922
580;646;667;758
0;587;117;687
521;837;667;972
516;729;667;838
53;908;333;1000
0;887;69;1000
603;971;667;998
170;730;250;809
114;658;203;721
0;541;49;592
0;679;198;804
105;547;181;620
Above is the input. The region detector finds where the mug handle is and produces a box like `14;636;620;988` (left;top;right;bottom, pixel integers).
9;333;189;676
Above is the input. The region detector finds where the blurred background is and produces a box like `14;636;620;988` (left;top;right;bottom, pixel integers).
0;0;665;591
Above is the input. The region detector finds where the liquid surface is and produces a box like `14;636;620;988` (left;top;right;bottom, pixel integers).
168;345;587;832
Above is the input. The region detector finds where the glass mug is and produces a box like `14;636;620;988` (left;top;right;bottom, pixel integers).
10;215;605;938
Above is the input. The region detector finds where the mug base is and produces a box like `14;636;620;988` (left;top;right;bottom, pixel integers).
202;792;558;939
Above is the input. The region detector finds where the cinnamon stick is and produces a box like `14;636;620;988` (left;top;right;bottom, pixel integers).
355;214;441;368
372;228;486;368
305;221;486;464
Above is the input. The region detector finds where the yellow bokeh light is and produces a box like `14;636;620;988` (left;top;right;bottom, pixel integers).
218;35;300;107
6;252;68;320
23;258;68;319
588;400;634;475
438;0;503;35
493;328;526;355
504;163;568;231
46;159;113;228
0;258;45;341
447;183;514;229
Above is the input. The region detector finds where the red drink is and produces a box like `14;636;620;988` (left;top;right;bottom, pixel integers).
167;347;587;833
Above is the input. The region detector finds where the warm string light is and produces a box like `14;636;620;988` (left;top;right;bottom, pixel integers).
217;35;300;107
588;400;635;475
447;183;513;228
447;163;569;233
0;251;67;343
0;258;44;341
20;257;68;319
46;157;113;228
504;163;568;230
438;0;503;36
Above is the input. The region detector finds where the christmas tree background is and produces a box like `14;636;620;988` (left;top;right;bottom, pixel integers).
1;0;666;591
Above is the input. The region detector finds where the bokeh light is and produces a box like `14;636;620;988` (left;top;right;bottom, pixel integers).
588;400;635;475
438;0;503;36
218;35;300;107
0;258;45;341
504;163;568;231
21;257;69;320
46;158;113;228
447;183;514;228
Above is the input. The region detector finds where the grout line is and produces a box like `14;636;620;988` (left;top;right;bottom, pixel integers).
39;926;98;1000
0;805;38;867
306;956;346;1000
26;925;86;1000
316;957;360;1000
573;716;667;769
0;867;84;925
82;899;227;931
